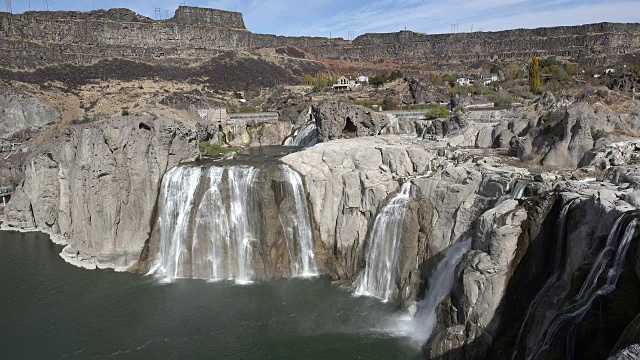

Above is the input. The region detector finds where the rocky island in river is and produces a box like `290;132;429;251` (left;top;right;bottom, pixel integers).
1;3;640;360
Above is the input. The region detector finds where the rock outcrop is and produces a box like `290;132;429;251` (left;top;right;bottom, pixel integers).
5;116;200;270
312;101;388;142
1;7;638;69
0;94;59;139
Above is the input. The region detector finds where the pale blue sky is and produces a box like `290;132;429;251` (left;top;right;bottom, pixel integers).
8;0;640;37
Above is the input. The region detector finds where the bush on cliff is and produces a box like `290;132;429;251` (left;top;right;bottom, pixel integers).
424;103;450;119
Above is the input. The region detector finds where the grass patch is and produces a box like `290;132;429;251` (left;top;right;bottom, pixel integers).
199;142;238;157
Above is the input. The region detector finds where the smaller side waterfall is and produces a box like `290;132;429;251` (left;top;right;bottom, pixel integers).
496;179;529;205
284;121;318;148
411;239;472;344
278;164;317;276
356;182;413;301
529;215;639;360
512;198;576;359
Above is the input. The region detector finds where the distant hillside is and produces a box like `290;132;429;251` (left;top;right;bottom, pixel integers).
0;6;639;70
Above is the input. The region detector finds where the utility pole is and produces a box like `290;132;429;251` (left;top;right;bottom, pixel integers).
5;0;11;13
165;10;169;20
43;0;48;11
155;8;161;20
471;24;473;32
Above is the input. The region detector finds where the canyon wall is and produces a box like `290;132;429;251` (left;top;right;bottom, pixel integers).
5;116;201;270
1;7;639;69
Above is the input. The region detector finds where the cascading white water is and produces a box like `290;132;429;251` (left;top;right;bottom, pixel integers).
511;198;576;359
497;179;528;205
528;215;638;360
284;121;318;147
410;239;472;344
356;182;413;301
150;166;203;279
227;166;261;283
192;166;228;280
278;164;317;276
149;163;317;283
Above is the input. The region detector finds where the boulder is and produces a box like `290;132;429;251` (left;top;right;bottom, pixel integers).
312;101;388;142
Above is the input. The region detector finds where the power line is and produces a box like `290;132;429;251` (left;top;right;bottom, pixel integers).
43;0;48;11
5;0;11;14
165;10;169;20
154;8;161;20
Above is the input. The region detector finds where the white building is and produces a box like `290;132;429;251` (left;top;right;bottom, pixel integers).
357;75;369;84
479;73;499;85
457;77;472;86
605;68;616;75
333;76;359;91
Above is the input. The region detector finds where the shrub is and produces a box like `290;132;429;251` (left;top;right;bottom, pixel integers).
199;142;238;157
492;94;514;109
383;97;399;110
424;103;450;119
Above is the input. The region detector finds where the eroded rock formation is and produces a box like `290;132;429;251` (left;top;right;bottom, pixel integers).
6;116;200;270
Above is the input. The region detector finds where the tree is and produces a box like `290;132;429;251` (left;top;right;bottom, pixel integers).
529;56;541;94
303;73;313;85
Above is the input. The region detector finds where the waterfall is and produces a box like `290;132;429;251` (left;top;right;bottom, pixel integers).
411;239;472;344
192;166;228;280
356;182;413;301
278;164;317;276
150;166;203;279
148;162;317;283
511;198;576;359
528;215;638;360
284;121;318;147
496;179;528;205
227;166;261;283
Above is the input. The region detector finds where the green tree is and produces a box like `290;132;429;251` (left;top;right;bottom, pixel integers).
529;56;541;94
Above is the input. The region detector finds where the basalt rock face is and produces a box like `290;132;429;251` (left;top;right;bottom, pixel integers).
282;137;529;304
5;116;201;270
423;173;640;359
432;93;640;169
311;23;640;66
1;7;638;69
0;94;59;140
282;137;436;281
0;6;342;69
312;101;388;142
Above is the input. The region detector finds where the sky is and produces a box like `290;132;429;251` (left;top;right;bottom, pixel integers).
7;0;640;37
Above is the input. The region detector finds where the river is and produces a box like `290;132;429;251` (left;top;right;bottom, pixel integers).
0;230;423;359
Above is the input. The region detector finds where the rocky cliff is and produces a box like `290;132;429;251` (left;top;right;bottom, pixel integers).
1;7;638;69
5;116;201;270
0;93;59;140
281;133;640;359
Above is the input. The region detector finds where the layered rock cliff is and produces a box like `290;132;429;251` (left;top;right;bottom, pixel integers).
5;116;201;270
1;7;638;69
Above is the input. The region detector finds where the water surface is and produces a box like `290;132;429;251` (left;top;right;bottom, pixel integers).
0;231;423;360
